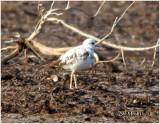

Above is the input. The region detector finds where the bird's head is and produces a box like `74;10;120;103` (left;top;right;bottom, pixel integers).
82;38;96;50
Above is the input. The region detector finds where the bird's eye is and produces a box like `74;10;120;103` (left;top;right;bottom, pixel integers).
92;42;95;45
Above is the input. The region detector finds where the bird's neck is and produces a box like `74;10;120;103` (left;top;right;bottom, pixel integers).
84;45;94;53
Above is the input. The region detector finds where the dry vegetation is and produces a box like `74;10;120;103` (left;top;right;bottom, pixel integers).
1;1;159;123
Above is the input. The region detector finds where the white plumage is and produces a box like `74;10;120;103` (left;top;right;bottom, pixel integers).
59;38;96;89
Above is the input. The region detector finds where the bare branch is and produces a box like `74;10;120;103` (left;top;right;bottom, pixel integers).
43;9;59;20
27;4;61;41
96;1;135;45
50;12;63;16
50;1;55;10
46;17;159;51
96;17;118;45
115;1;135;25
102;41;159;51
38;1;43;16
94;1;106;16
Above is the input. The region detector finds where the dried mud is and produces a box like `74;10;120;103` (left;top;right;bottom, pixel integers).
1;1;159;123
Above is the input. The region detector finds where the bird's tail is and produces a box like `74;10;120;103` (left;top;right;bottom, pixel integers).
42;59;61;67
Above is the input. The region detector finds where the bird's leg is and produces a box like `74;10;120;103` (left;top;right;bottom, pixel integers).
70;73;73;89
73;74;77;88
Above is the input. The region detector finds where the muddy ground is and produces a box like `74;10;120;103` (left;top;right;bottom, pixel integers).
1;1;159;123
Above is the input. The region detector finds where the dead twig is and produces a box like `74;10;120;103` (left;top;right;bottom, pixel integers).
23;49;27;59
65;1;70;10
94;53;120;64
115;1;135;25
38;1;43;16
115;34;127;71
27;4;62;41
141;57;146;65
121;50;127;71
151;39;159;67
94;1;106;16
50;1;55;10
94;50;122;73
96;1;135;45
96;17;118;45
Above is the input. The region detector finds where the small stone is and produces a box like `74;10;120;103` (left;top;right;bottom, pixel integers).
133;99;138;104
51;75;58;82
46;77;51;80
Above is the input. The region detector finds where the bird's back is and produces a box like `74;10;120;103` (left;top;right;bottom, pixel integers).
59;45;94;71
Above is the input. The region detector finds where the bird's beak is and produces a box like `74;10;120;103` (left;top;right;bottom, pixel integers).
96;39;110;45
95;39;104;45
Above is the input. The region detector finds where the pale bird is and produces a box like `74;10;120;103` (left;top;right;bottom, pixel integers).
53;38;96;89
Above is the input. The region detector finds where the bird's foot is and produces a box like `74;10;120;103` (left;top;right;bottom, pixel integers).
70;87;74;90
75;86;78;89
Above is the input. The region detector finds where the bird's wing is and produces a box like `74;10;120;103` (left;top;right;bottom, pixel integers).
59;45;90;65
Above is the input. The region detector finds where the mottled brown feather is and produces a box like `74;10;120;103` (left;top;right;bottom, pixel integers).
43;51;90;68
43;59;61;67
60;51;90;66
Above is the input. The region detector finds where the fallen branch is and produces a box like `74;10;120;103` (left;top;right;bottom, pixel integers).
2;44;23;64
29;40;73;56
